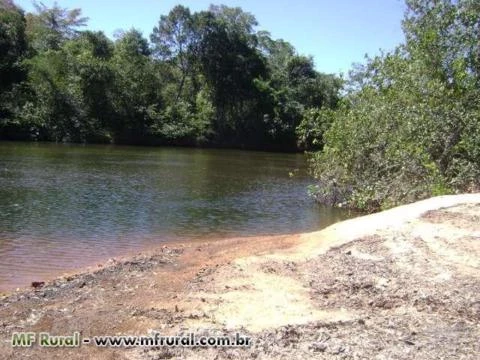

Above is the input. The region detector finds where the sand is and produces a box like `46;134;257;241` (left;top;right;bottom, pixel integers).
1;194;479;359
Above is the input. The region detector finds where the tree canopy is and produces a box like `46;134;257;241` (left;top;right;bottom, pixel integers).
0;1;341;150
308;0;480;211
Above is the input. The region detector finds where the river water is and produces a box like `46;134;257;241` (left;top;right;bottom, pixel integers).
0;142;349;291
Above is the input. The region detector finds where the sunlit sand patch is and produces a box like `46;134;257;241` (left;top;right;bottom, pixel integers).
187;259;355;332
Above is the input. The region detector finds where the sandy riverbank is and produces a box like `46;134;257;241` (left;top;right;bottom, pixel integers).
1;194;479;359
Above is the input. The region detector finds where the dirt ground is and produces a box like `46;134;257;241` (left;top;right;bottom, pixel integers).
0;194;479;359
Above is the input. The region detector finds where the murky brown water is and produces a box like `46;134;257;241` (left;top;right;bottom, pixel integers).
0;142;349;291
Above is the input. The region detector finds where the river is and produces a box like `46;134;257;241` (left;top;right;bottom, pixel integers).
0;142;349;291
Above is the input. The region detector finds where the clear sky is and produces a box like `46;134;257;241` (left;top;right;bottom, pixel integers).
15;0;406;75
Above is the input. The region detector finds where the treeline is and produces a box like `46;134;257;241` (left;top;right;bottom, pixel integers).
0;0;341;150
3;0;477;211
308;0;480;210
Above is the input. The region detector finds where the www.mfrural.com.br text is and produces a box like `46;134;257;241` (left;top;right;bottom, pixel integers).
10;331;252;348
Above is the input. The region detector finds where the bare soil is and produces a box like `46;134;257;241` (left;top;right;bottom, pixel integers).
1;194;479;359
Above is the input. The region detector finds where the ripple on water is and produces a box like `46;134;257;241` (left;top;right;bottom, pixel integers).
0;142;350;291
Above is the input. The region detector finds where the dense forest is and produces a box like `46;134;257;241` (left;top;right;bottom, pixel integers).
0;0;341;150
1;0;479;211
309;0;480;211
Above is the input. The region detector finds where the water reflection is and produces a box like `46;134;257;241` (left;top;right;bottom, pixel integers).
0;142;350;291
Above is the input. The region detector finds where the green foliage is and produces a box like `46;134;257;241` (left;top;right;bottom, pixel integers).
25;1;88;52
0;0;26;88
195;9;268;144
0;1;341;150
255;37;343;149
308;0;480;211
296;107;336;150
0;0;27;127
19;31;115;142
110;29;160;142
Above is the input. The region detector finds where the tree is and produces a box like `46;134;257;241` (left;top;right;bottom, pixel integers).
308;0;480;211
0;0;27;134
150;5;196;104
256;34;342;150
2;1;344;151
208;4;258;46
25;1;88;51
110;29;162;143
0;0;26;91
194;9;268;145
21;31;115;142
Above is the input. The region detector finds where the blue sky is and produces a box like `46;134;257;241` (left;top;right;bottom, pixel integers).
15;0;406;75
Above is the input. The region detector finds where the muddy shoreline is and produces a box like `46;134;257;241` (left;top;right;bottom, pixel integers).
1;194;479;359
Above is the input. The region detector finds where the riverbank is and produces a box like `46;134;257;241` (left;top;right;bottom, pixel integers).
1;194;479;359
